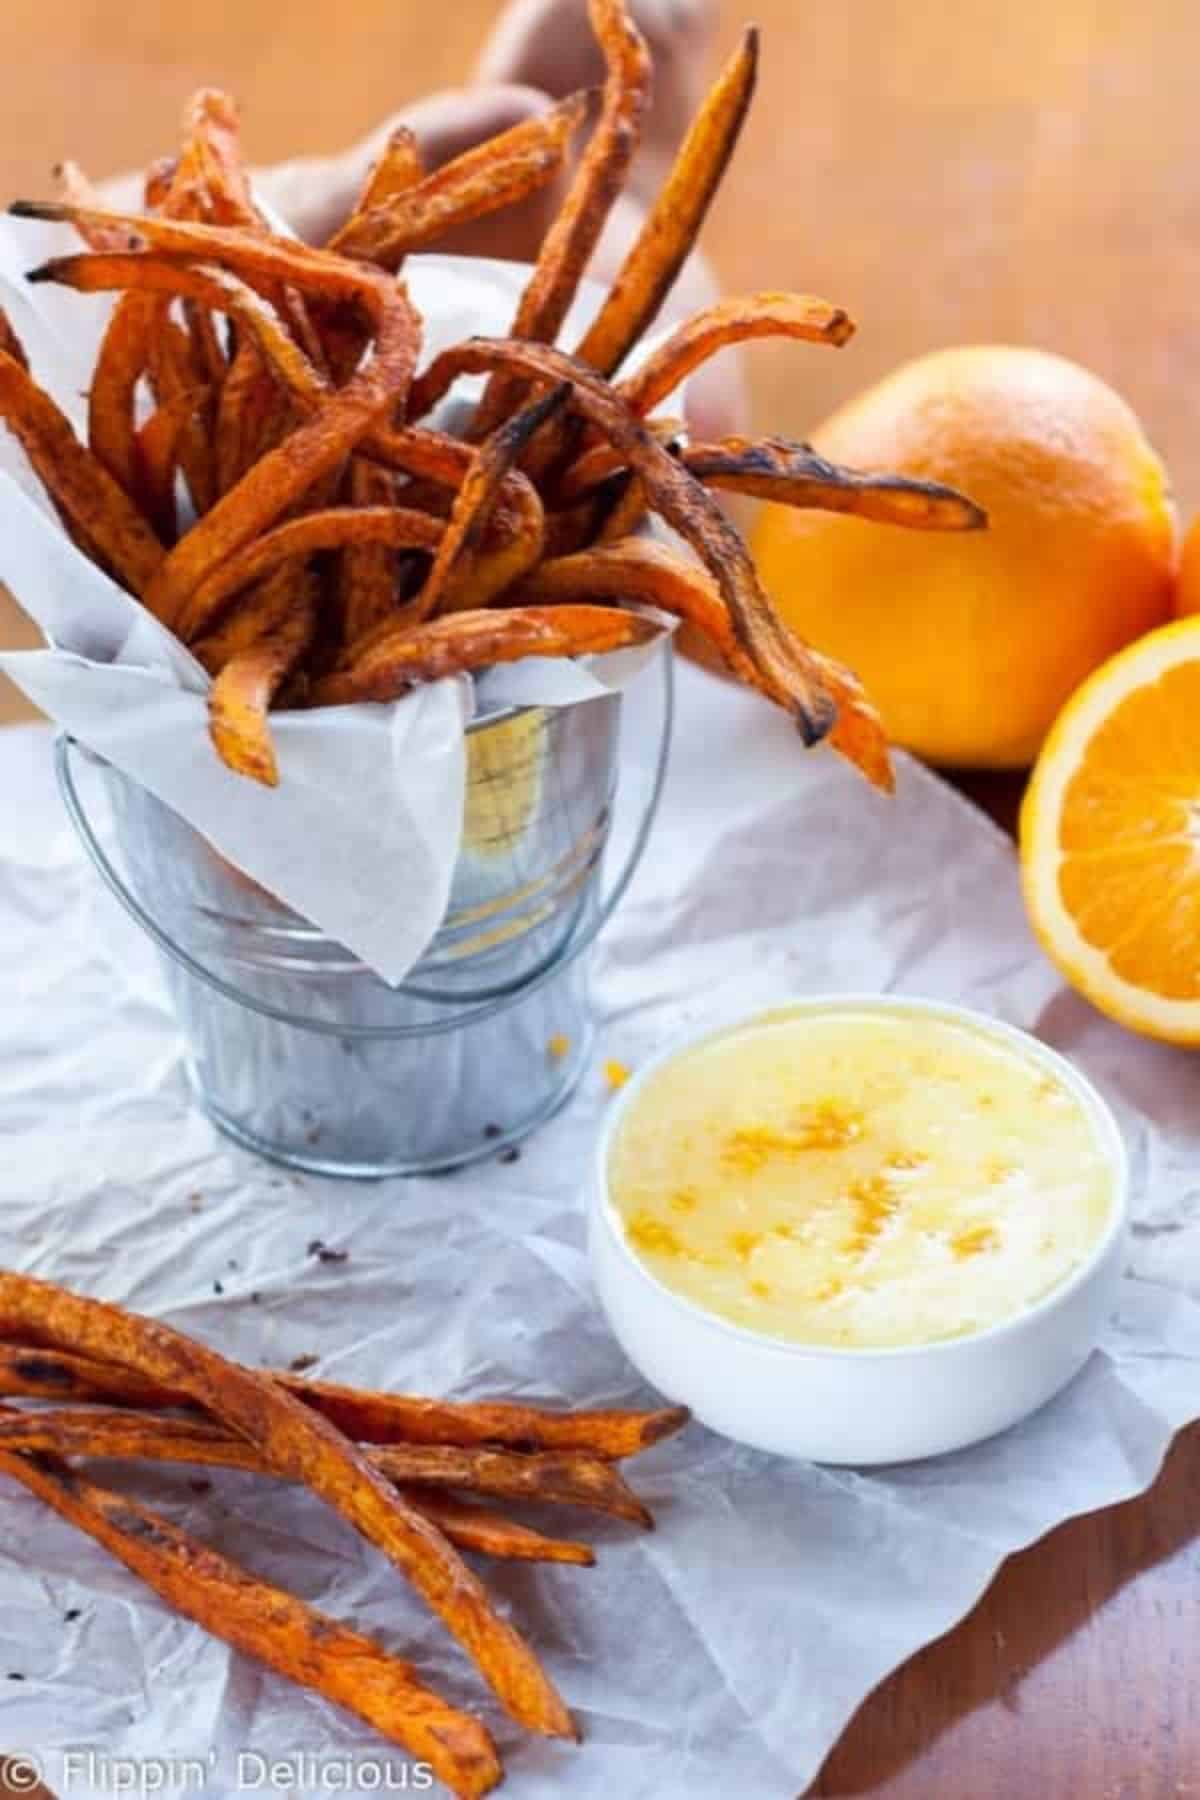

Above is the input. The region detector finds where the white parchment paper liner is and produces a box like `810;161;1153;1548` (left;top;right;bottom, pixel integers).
0;220;671;983
1;662;1198;1798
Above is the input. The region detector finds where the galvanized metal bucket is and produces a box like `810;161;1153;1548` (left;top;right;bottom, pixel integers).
56;647;672;1177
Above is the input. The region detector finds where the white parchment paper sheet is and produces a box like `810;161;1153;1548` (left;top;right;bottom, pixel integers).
2;660;1199;1798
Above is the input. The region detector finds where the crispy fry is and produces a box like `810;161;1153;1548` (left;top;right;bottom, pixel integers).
88;293;164;499
135;404;186;542
515;536;893;788
0;1437;501;1798
409;383;566;623
0;1272;573;1739
54;161;138;250
576;28;759;377
680;435;987;529
146;317;216;516
180;505;442;644
406;337;844;747
0;1409;652;1526
403;1493;594;1567
555;415;685;501
337;459;403;645
330;93;587;269
314;603;658;704
441;478;548;611
191;563;302;676
143;155;179;211
471;0;651;435
617;292;854;417
0;306;29;372
31;253;325;413
345;125;425;223
0;1342;690;1456
0;348;163;595
209;570;317;785
176;88;258;226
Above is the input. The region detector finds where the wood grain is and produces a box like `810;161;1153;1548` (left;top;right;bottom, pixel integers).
0;6;1195;1796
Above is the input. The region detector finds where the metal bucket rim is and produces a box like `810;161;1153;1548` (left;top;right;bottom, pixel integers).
55;646;674;1040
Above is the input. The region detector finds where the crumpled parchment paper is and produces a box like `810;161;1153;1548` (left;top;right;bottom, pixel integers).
0;224;668;985
2;660;1199;1800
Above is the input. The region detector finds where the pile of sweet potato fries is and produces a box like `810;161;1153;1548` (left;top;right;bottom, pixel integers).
0;1269;689;1795
0;0;982;792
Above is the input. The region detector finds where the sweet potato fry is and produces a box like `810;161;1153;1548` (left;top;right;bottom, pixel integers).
405;337;844;748
31;253;325;413
143;155;179;211
0;1409;652;1525
146;317;216;516
330;93;587;269
135;404;186;543
471;0;651;435
575;27;758;377
409;383;567;623
54;161;138;250
0;348;163;596
516;536;893;788
680;435;987;529
0;1438;501;1797
555;415;685;501
337;458;404;645
209;571;317;785
344;125;425;223
0;306;29;372
0;1273;573;1739
617;292;854;417
191;563;302;676
404;1493;593;1567
88;293;164;500
0;1342;689;1456
176;88;258;226
179;504;442;643
314;603;658;704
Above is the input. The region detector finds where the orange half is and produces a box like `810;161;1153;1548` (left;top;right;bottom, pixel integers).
1020;617;1200;1043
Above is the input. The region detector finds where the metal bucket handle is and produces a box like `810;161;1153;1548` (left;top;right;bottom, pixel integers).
55;650;674;1041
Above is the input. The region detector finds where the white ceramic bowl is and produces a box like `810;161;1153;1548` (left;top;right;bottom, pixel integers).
590;996;1129;1465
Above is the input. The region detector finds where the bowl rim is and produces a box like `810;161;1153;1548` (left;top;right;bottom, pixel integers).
593;992;1130;1364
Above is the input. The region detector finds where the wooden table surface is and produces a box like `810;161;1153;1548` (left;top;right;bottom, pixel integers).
1;3;1198;1794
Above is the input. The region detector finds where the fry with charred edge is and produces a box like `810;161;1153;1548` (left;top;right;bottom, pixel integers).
0;1272;574;1739
576;28;758;377
0;349;163;595
441;476;548;611
209;572;317;785
0;1342;690;1455
556;416;685;500
0;1409;652;1526
31;254;326;417
680;435;988;529
409;384;568;623
338;459;403;645
471;0;651;436
191;564;301;676
407;337;841;746
55;161;139;250
179;505;442;644
616;292;854;417
404;1492;594;1566
314;603;658;704
330;93;587;269
0;1439;501;1798
0;307;29;372
341;125;425;230
515;536;894;789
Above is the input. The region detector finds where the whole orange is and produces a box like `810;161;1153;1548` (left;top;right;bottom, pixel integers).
752;346;1177;767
